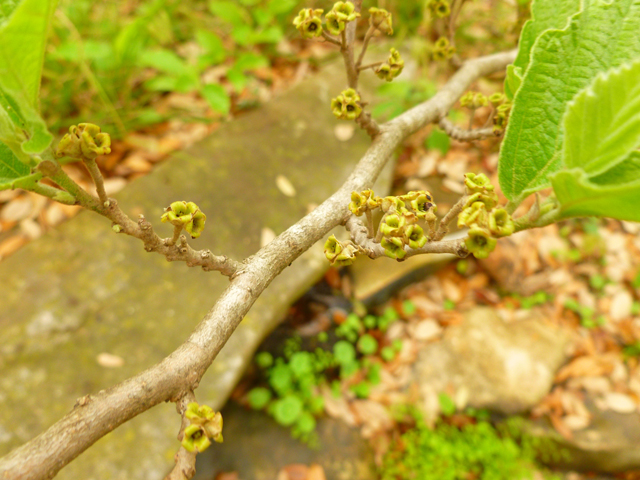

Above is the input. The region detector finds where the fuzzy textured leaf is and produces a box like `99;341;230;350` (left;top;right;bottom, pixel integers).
498;0;640;201
0;0;56;158
0;140;30;190
512;0;581;74
551;153;640;220
563;60;640;176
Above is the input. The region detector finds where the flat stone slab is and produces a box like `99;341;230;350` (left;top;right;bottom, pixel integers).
0;62;391;479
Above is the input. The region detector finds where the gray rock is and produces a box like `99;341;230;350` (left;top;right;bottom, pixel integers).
0;61;392;479
528;396;640;473
413;307;570;415
194;402;376;480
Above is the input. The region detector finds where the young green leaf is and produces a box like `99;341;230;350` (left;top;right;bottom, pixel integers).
209;0;250;26
511;0;581;74
0;141;30;190
562;60;640;176
0;0;56;157
201;84;231;114
551;157;640;221
498;0;640;201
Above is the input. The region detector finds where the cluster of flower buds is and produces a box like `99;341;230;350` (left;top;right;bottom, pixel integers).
326;1;360;35
347;189;437;261
379;192;436;260
293;2;361;38
428;0;451;18
324;234;362;266
368;7;393;35
432;37;456;61
56;123;111;160
161;201;207;239
458;173;514;259
181;402;223;453
331;88;363;120
460;91;488;110
492;98;512;134
293;8;324;38
375;48;405;82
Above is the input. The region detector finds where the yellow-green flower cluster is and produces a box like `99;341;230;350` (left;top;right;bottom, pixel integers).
460;91;488;110
56;123;111;160
428;0;451;18
181;402;223;453
349;189;381;216
458;173;513;259
324;234;360;266
331;88;362;120
493;102;512;133
326;1;360;35
379;191;436;260
375;48;404;82
432;37;455;61
368;7;393;35
161;201;207;239
293;8;324;38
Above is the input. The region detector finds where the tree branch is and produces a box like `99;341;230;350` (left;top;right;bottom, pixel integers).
0;49;516;480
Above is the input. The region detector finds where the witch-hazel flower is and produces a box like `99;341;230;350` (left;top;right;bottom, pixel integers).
56;123;111;160
331;88;362;120
293;8;324;38
369;7;393;35
465;226;497;259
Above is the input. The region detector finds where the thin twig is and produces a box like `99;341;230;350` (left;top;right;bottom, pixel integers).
321;31;342;46
355;25;376;69
439;117;496;141
83;158;109;205
357;61;383;71
433;195;467;241
0;49;517;480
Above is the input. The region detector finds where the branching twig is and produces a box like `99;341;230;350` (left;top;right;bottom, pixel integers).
83;158;108;205
0;49;516;480
346;215;468;259
433;195;467;241
355;25;376;69
438;117;497;141
37;156;240;276
164;392;198;480
321;31;341;46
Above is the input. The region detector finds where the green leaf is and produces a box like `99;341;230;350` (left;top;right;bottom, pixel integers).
195;29;226;64
201;84;230;114
0;140;30;189
144;75;179;92
438;392;456;415
247;387;272;410
504;65;522;101
0;0;56;158
551;158;640;220
562;60;640;176
498;0;640;201
272;395;303;426
208;0;250;26
512;0;581;74
426;129;450;156
251;26;283;44
140;49;189;74
356;334;378;355
0;0;20;25
333;340;356;366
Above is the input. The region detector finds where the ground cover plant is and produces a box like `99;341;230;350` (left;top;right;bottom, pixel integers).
1;0;640;479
